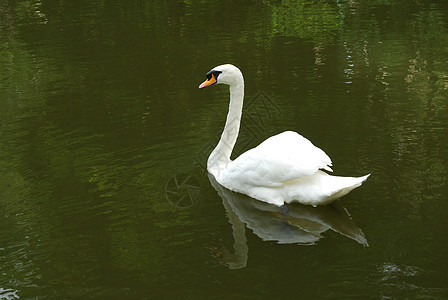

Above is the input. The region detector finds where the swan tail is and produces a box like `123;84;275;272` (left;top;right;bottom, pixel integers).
329;174;370;201
283;172;370;206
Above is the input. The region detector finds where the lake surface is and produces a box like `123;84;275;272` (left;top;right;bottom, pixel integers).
1;0;448;298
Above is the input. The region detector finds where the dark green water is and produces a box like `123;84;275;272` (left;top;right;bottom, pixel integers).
1;0;447;298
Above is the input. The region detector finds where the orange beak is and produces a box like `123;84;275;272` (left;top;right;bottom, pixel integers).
198;74;217;89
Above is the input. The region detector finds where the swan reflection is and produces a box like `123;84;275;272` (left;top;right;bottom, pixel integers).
208;174;368;269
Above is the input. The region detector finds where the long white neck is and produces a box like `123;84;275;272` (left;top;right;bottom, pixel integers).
207;80;244;174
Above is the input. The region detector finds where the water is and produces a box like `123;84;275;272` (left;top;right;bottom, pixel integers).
1;0;447;298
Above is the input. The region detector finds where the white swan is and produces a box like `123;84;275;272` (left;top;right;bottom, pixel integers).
199;64;369;206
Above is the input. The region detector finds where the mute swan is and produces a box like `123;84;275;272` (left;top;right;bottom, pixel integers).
199;64;369;206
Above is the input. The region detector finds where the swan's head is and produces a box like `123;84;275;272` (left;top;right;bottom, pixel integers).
199;64;243;88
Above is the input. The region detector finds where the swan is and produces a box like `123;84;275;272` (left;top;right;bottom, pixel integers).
199;64;370;206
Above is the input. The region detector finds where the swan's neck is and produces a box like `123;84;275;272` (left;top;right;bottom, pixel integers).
208;82;244;173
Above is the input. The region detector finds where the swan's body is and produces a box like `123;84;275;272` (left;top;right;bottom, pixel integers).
199;64;369;206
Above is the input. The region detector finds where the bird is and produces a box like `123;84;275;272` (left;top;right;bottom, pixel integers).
199;64;369;206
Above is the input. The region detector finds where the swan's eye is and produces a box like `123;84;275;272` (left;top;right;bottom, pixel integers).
205;70;222;80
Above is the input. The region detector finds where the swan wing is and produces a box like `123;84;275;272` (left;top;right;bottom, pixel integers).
226;131;333;187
